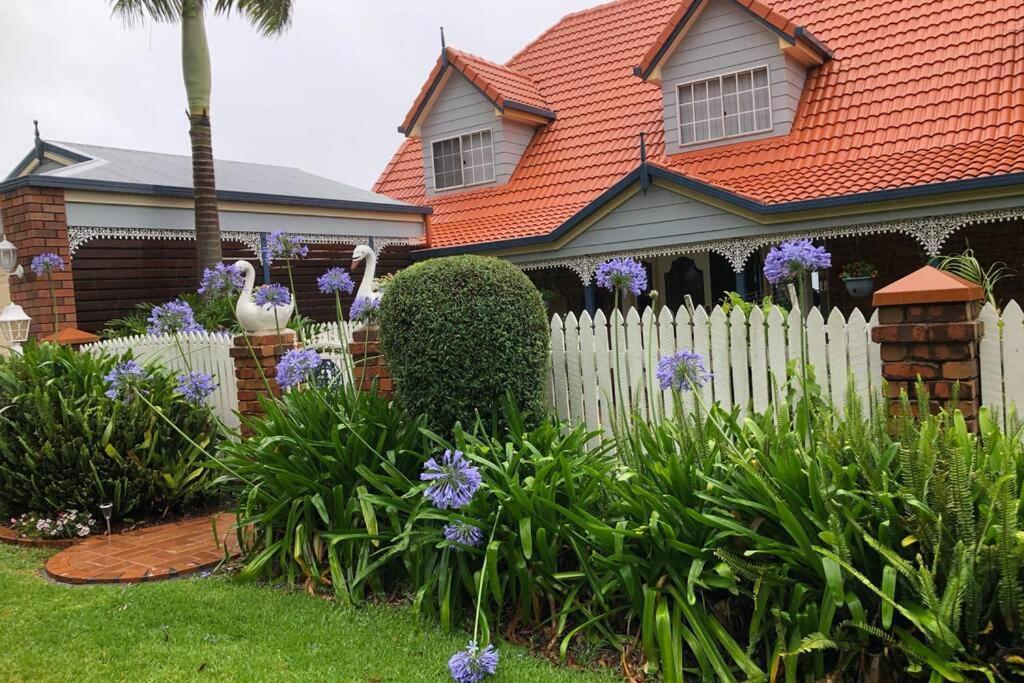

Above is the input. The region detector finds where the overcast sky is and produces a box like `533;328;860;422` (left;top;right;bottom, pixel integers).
1;0;594;190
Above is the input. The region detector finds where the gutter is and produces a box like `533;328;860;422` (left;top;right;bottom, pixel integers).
0;174;433;216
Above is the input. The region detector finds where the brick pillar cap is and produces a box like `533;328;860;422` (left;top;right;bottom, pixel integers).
872;265;984;307
41;327;100;345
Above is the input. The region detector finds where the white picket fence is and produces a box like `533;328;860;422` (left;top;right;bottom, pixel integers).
82;323;359;428
83;331;241;429
79;301;1024;434
546;304;884;435
980;301;1024;429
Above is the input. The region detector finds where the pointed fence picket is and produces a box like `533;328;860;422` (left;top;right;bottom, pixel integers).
545;302;888;433
979;300;1024;429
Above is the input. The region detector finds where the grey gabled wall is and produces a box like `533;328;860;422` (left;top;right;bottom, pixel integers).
419;71;534;197
660;0;805;154
505;185;1024;267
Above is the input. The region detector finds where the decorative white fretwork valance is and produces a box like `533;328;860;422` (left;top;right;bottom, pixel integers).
516;207;1024;284
66;226;423;262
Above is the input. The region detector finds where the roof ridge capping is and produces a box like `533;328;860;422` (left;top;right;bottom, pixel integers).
398;46;556;136
634;0;832;81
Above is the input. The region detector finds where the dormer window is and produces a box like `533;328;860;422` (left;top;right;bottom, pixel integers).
677;66;771;145
431;129;496;191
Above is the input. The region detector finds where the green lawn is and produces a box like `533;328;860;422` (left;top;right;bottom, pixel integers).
0;545;618;682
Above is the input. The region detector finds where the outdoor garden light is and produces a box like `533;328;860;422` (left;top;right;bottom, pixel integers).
99;503;113;536
0;303;30;353
0;238;23;279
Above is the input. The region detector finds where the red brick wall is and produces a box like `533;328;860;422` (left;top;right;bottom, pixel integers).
0;187;75;337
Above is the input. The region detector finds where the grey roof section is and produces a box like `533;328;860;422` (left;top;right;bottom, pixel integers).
35;141;414;208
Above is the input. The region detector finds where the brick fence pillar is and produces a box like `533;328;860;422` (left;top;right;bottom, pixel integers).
230;330;296;434
870;265;985;429
0;187;75;337
349;325;393;398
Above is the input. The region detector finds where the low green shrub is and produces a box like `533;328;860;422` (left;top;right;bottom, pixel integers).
378;255;549;432
0;342;217;521
101;292;236;339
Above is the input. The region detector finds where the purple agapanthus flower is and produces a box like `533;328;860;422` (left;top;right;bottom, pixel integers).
254;283;291;308
595;258;648;296
421;450;482;510
147;300;204;335
198;263;244;298
103;360;147;401
30;253;64;277
448;641;499;683
276;348;321;390
349;296;380;323
656;349;712;393
763;239;832;285
443;521;484;549
317;267;355;295
267;231;309;260
176;371;218;405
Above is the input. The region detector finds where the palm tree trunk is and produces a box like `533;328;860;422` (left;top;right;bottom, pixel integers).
188;110;222;276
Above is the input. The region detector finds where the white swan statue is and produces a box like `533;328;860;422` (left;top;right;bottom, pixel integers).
351;245;381;303
233;260;295;333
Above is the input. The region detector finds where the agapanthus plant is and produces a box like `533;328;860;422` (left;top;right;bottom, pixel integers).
350;296;380;324
198;263;244;298
266;231;309;261
317;267;355;295
763;239;831;285
254;283;291;308
595;257;648;296
421;450;482;510
448;641;499;683
656;349;711;393
147;299;204;336
443;520;484;549
266;231;308;321
30;252;65;331
103;360;148;402
276;348;321;390
30;252;64;276
176;371;217;406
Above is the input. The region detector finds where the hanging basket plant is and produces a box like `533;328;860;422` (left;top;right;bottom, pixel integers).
839;260;877;297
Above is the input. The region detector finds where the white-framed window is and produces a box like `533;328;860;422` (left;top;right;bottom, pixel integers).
431;129;495;191
676;66;772;146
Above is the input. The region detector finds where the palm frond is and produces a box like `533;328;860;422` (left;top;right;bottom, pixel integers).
213;0;293;36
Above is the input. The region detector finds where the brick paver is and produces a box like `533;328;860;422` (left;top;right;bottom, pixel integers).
44;513;238;585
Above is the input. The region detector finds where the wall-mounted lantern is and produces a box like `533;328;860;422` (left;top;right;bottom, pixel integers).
0;303;31;353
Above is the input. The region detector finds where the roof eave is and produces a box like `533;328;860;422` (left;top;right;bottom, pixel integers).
0;174;433;215
502;100;556;121
413;166;1024;257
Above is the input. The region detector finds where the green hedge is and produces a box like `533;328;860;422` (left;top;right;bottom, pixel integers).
378;255;549;432
0;342;217;521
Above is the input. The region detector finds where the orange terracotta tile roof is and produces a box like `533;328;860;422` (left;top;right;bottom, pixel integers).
376;0;1024;250
399;47;553;134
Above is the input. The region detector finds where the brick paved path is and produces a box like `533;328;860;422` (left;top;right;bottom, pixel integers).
45;513;238;584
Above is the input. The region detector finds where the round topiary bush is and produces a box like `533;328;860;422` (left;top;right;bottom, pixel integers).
378;255;549;432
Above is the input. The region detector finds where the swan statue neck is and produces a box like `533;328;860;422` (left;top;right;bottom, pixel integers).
239;261;256;295
357;250;378;298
